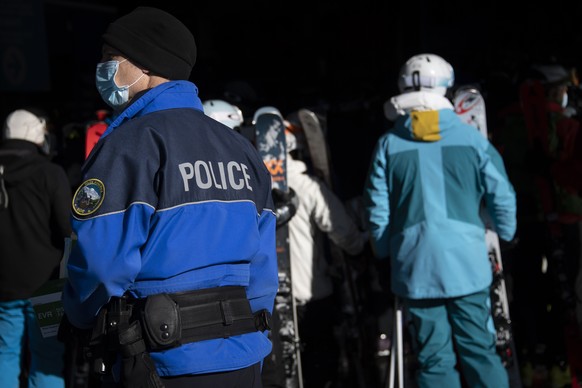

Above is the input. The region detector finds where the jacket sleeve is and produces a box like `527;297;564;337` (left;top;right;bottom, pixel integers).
310;177;365;256
481;143;517;242
247;204;279;316
363;138;391;259
241;145;279;317
62;137;154;329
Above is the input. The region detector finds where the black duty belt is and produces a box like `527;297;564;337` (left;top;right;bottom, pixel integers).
126;286;271;352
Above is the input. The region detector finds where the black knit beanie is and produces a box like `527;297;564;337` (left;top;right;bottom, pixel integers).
102;7;196;80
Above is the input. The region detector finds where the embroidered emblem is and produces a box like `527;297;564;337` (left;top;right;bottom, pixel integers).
72;179;105;216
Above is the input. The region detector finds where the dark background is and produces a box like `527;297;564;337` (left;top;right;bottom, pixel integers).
1;0;581;198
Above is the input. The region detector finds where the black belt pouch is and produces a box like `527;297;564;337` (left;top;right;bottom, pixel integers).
141;293;182;350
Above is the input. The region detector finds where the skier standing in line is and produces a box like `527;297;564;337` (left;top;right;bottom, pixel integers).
203;98;291;388
0;108;72;388
284;122;368;388
363;53;517;388
514;63;582;386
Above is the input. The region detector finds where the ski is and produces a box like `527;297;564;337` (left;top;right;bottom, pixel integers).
452;86;488;138
296;109;332;187
453;86;522;387
254;107;303;388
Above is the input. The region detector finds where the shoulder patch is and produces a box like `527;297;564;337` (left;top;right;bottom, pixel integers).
72;178;105;216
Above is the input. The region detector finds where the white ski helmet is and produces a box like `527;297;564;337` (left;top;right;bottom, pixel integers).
252;106;282;125
3;109;47;145
397;53;454;96
531;64;570;86
202;99;244;129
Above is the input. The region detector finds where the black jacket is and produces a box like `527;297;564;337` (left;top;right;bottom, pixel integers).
0;139;72;301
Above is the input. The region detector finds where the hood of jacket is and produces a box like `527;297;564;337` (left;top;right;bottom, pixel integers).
287;155;308;177
384;91;454;120
385;92;459;143
0;140;45;184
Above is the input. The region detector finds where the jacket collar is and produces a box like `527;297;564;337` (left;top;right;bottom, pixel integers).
384;91;453;121
101;80;204;140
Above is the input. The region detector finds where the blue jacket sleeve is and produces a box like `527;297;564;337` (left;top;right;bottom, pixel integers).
481;143;517;242
247;207;279;315
62;135;155;329
363;137;391;259
63;207;152;329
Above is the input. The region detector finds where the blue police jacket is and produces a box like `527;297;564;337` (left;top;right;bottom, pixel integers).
364;106;516;300
62;81;278;376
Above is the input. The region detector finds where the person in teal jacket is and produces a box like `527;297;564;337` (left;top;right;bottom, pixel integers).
363;53;517;388
61;7;278;388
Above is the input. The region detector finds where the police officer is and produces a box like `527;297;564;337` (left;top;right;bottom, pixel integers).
61;7;278;388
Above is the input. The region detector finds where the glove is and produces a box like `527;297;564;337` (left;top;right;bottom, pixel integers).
272;187;299;227
119;321;165;388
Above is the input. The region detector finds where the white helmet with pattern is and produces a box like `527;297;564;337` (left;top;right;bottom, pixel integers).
398;53;454;96
3;109;46;144
202;99;244;129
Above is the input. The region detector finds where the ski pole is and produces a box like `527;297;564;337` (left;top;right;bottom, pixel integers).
388;321;395;388
396;297;404;388
290;294;304;388
388;296;404;388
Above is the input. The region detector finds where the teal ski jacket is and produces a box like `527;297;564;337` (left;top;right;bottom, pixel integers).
363;106;516;299
62;81;278;376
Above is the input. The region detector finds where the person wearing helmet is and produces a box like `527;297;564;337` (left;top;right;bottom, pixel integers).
60;7;278;388
285;121;368;388
203;101;296;388
0;108;72;388
364;53;517;388
202;99;245;130
518;62;582;378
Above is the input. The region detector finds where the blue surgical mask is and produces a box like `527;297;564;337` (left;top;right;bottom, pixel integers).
95;60;144;109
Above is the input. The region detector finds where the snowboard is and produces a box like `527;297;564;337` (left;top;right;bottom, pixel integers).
254;107;303;388
297;108;368;387
453;87;522;386
296;109;332;187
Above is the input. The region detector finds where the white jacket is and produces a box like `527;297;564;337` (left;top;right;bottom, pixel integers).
287;156;365;303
